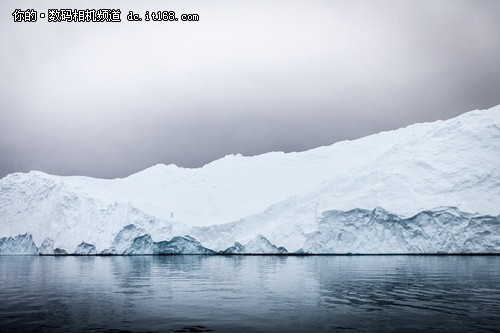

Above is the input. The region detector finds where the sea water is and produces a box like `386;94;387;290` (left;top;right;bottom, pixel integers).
0;255;499;332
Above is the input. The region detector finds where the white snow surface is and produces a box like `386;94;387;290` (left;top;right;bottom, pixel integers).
0;105;499;253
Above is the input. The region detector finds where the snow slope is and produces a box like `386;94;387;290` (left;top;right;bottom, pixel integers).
0;105;499;253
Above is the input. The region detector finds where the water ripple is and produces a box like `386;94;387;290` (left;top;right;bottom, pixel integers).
0;256;499;332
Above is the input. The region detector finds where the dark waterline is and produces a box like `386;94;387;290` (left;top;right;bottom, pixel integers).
1;256;499;332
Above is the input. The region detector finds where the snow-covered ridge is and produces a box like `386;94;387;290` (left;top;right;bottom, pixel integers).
1;105;499;253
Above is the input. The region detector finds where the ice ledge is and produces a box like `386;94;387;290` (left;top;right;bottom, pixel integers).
1;206;499;255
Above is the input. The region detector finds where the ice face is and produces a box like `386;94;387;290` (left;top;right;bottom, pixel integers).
222;242;245;254
224;235;288;254
0;233;38;255
39;238;55;255
74;242;97;255
54;248;67;255
300;207;500;254
110;224;147;254
222;237;288;254
124;234;214;255
124;234;155;255
1;204;499;255
154;236;214;255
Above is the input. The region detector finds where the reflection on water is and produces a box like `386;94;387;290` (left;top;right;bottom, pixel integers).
0;256;499;332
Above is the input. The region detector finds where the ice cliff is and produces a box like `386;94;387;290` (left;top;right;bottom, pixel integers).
0;105;499;254
301;207;500;254
0;233;38;255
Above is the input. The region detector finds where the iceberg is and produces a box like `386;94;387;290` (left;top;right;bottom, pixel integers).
0;105;499;254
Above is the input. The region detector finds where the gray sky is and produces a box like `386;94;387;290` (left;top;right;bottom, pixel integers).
1;0;500;179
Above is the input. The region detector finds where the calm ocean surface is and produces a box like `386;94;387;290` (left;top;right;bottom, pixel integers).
0;255;499;333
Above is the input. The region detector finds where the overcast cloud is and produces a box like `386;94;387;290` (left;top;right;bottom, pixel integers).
1;0;499;178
